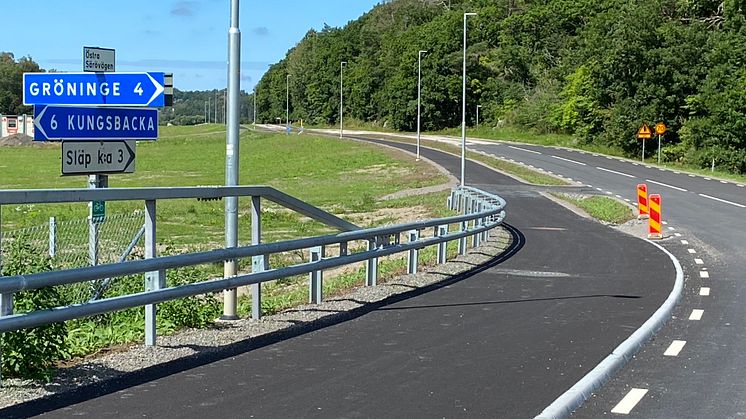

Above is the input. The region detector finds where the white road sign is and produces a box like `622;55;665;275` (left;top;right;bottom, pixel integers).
83;46;115;72
62;140;135;175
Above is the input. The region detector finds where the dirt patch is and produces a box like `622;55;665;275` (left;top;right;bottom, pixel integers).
0;134;53;147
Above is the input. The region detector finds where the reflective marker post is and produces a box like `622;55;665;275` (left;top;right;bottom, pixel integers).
222;0;241;320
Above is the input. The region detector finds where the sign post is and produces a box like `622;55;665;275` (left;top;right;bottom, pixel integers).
637;123;652;163
655;122;667;165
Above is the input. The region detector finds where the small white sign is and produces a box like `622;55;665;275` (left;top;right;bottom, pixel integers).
62;140;135;175
83;46;115;72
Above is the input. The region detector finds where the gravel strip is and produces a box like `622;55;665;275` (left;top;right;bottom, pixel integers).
0;227;512;408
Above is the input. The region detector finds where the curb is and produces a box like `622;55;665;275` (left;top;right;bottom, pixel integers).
534;240;684;418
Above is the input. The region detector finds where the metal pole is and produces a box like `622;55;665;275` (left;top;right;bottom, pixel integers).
476;105;481;129
642;138;645;163
657;134;661;164
461;13;476;187
339;61;347;138
417;50;427;161
144;200;163;346
251;196;263;320
222;0;241;321
253;87;256;126
286;74;290;134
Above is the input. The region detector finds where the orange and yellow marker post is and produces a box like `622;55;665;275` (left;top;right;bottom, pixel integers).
637;183;649;219
648;194;662;239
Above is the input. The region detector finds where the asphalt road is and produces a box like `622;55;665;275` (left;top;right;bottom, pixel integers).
459;138;746;418
10;138;676;418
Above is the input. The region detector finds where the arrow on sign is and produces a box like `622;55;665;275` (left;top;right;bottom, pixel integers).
23;72;165;107
62;140;136;175
33;105;159;141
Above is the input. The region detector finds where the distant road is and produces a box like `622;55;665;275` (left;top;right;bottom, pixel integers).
12;132;675;418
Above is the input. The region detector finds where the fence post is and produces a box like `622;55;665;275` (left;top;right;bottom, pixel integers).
407;230;419;274
0;292;12;387
437;225;448;264
48;217;57;258
366;239;378;287
251;196;264;320
309;246;323;303
144;200;163;346
458;220;467;255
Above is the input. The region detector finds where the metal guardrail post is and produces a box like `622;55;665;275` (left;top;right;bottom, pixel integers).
339;241;348;256
144;200;164;346
366;239;377;287
251;196;263;320
437;225;448;264
458;220;467;255
309;246;323;303
48;217;57;258
407;230;419;274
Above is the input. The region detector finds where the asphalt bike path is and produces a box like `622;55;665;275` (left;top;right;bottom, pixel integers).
14;139;674;418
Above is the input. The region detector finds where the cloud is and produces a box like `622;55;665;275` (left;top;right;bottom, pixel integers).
241;74;253;83
251;27;270;37
171;1;198;17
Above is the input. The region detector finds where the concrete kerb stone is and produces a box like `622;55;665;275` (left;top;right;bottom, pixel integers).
534;240;684;419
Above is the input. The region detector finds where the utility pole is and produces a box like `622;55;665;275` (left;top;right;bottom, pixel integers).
340;61;347;138
286;74;290;134
417;50;427;161
461;12;477;187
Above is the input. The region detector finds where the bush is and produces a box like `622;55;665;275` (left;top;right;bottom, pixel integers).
1;239;68;380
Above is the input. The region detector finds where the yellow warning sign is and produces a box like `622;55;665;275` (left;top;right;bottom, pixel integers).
637;124;652;140
655;122;667;136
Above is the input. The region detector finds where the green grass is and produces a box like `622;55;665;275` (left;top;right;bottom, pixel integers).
0;129;449;247
552;193;635;225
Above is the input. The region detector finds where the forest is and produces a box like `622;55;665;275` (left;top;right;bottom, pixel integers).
253;0;746;173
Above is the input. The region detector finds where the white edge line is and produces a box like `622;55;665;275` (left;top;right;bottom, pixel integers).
535;240;683;419
611;388;649;414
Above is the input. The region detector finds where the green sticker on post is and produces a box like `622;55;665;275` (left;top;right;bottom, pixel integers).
91;200;106;223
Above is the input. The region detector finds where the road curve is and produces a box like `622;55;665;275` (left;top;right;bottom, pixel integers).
10;137;675;418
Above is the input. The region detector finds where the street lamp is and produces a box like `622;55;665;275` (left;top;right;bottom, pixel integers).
340;61;347;138
417;50;427;161
461;12;477;187
476;105;481;129
286;74;290;135
253;87;256;127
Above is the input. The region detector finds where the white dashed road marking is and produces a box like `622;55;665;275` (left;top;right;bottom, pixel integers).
645;179;688;192
681;240;689;245
688;249;697;254
611;388;649;415
700;271;710;279
698;193;746;208
700;287;710;296
664;340;687;357
596;166;636;178
689;309;704;320
551;155;587;166
508;145;542;155
694;259;704;265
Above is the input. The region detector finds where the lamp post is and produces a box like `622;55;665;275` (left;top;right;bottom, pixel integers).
222;0;242;320
286;74;290;134
476;105;481;129
461;12;477;187
417;50;427;161
340;61;347;138
253;87;256;127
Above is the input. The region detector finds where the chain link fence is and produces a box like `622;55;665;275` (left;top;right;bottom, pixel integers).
0;211;145;303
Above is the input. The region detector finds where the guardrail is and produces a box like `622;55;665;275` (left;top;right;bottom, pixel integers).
0;185;505;377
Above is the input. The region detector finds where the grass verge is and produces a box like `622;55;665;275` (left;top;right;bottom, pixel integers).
551;193;635;225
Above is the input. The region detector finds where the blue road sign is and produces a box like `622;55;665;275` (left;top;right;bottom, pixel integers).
23;72;165;107
33;105;158;141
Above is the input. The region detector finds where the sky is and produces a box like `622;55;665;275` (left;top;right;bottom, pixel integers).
2;0;382;92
